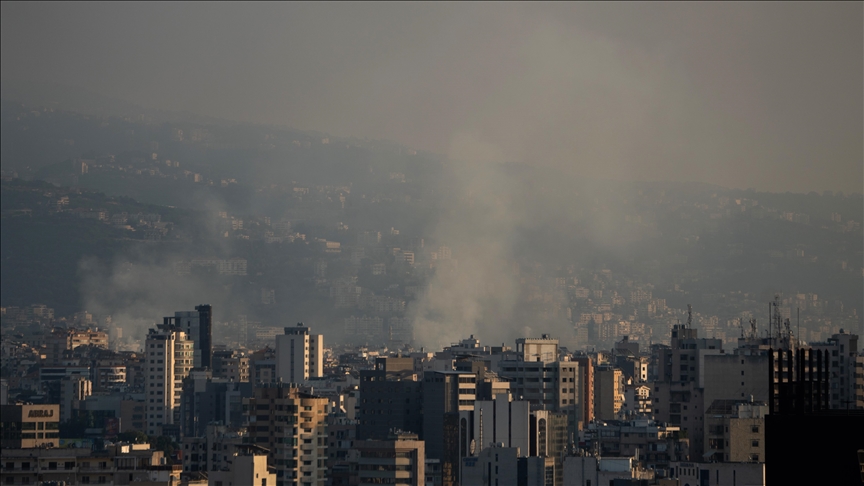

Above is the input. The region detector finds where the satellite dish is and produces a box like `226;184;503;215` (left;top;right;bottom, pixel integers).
469;439;476;456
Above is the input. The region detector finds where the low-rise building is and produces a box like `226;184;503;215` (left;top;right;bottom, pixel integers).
0;442;180;486
208;444;276;486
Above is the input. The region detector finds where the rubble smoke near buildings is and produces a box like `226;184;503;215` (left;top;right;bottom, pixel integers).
75;193;253;343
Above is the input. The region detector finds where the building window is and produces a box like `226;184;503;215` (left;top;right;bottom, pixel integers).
751;440;759;447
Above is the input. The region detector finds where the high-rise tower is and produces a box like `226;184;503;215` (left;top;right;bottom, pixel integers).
276;323;323;383
144;324;194;437
166;304;213;369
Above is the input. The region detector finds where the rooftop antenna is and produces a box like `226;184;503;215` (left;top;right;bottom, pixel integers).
739;318;744;338
686;304;692;329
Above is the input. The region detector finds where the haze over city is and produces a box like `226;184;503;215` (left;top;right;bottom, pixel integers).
0;3;862;486
2;2;861;193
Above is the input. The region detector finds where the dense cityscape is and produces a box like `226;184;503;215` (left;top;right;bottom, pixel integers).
2;3;862;486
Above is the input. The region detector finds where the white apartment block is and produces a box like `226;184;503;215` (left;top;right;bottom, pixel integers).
144;325;194;436
276;323;324;383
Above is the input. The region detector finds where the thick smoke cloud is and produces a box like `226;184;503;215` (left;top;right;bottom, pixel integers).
77;195;243;344
407;22;699;349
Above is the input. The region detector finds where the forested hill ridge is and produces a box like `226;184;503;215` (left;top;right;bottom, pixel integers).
0;178;214;315
1;97;862;348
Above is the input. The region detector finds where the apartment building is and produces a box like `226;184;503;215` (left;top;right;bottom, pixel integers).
244;384;329;486
144;324;195;437
276;323;324;383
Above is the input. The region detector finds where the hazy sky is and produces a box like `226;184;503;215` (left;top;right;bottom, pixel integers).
2;2;861;193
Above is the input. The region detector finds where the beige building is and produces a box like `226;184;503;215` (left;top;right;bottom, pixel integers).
145;324;195;437
244;384;329;486
0;403;60;448
594;366;624;421
208;444;276;486
516;335;559;363
44;327;109;364
621;383;652;417
352;432;426;486
213;353;251;383
704;400;766;463
0;442;180;485
276;323;323;383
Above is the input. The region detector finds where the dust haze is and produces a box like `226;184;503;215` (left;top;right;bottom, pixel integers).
1;3;861;348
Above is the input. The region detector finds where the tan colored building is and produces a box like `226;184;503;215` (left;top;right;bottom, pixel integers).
145;325;195;437
94;364;128;391
276;323;324;384
352;432;426;486
44;327;109;364
213;350;251;383
0;403;60;448
208;444;276;486
594;366;623;421
244;384;329;486
704;400;766;463
0;442;179;485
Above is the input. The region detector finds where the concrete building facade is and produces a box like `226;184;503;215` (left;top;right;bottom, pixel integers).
244;384;329;486
276;323;324;383
593;366;623;421
352;432;425;486
144;325;195;437
0;403;60;448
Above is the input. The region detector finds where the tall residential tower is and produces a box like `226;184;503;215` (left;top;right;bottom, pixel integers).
276;323;323;383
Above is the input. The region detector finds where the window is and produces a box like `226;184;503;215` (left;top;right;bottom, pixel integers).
751;425;759;433
751;440;759;447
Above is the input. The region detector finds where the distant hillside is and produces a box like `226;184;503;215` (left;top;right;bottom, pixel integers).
0;179;204;315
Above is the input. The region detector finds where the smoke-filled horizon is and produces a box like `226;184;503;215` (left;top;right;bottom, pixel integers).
2;2;862;194
2;3;861;350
